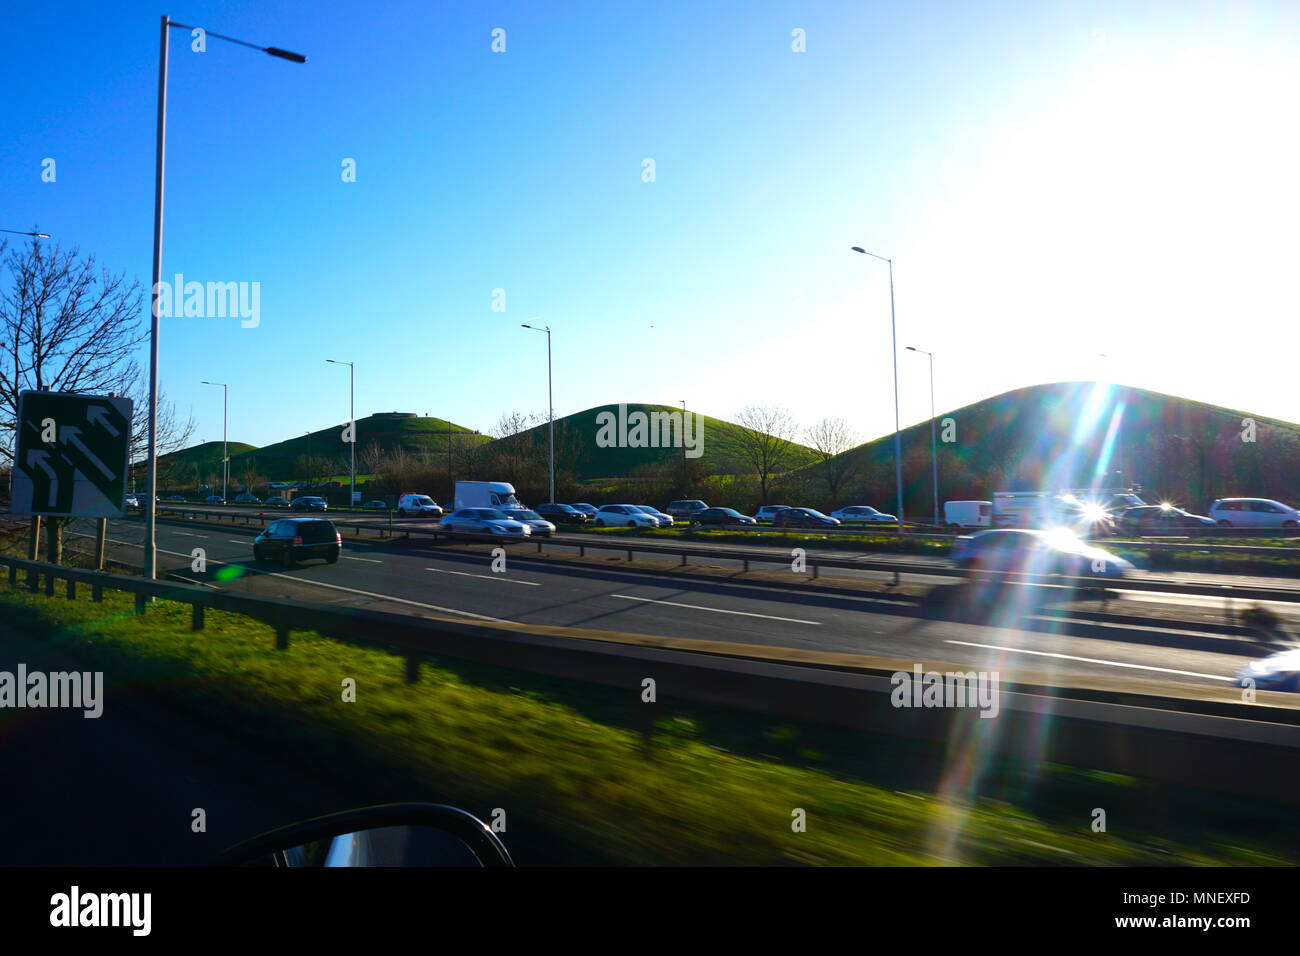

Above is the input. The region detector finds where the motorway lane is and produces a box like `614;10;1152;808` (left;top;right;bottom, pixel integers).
69;516;1267;693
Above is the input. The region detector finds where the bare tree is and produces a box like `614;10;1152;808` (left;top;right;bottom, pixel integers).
804;416;860;506
719;404;811;504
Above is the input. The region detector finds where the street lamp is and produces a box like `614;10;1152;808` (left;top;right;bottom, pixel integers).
521;323;555;503
906;346;939;527
0;229;51;238
851;247;904;537
327;360;355;507
200;381;228;502
144;16;306;582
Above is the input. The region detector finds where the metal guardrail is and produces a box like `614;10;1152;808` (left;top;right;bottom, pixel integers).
3;551;1300;807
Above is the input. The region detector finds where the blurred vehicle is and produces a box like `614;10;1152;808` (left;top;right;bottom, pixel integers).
1236;648;1300;692
943;500;991;528
204;495;225;504
163;495;186;502
253;517;341;565
290;496;328;513
396;493;443;517
439;508;531;540
1114;504;1216;536
362;500;388;510
233;493;261;504
754;505;792;523
499;507;556;536
266;496;289;507
690;507;757;527
665;499;708;520
772;507;841;528
632;505;675;527
123;495;140;511
571;503;600;519
535;503;589;524
830;505;896;525
1209;498;1300;528
594;505;660;528
950;528;1133;579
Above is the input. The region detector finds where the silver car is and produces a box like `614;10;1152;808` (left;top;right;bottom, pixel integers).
829;505;896;524
632;505;674;527
499;508;557;537
440;508;532;540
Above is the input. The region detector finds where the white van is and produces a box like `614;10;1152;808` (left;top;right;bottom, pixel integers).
396;493;443;517
1209;498;1300;528
944;500;992;528
454;481;522;512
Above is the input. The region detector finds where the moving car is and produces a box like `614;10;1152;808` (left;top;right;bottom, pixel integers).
571;503;600;519
396;493;443;517
439;508;532;540
123;495;140;511
234;493;261;504
290;496;328;512
830;505;896;525
1114;504;1216;536
1237;648;1300;692
266;496;289;507
690;507;757;527
1208;498;1300;528
632;505;675;527
665;499;708;520
950;528;1133;580
772;507;841;528
535;503;589;524
499;507;557;536
594;504;660;528
754;505;792;523
253;517;342;565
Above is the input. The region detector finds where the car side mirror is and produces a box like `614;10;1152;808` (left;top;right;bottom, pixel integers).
212;803;513;867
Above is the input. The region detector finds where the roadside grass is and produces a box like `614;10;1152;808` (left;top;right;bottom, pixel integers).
0;573;1293;865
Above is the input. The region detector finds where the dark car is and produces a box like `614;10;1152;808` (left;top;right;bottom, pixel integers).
266;496;289;507
204;495;225;504
772;507;841;528
362;500;388;510
536;503;589;524
690;507;757;528
253;517;341;565
1114;504;1216;537
666;499;708;520
290;496;328;513
571;503;600;519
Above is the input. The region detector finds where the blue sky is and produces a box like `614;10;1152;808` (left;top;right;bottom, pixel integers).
4;0;1300;450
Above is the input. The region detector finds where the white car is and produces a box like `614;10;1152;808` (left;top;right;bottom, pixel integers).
830;505;896;525
632;505;674;527
594;504;660;528
1208;498;1300;529
439;508;532;540
499;508;557;536
396;493;444;517
755;505;792;523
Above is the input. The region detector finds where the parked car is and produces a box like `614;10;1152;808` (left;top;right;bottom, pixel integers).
1114;504;1216;536
233;493;261;504
439;508;532;540
535;503;589;524
632;505;675;527
754;505;792;523
690;507;757;528
772;508;841;528
396;493;443;517
594;505;660;528
665;499;708;521
290;496;328;513
1208;498;1300;529
362;500;388;510
950;528;1133;580
265;496;289;507
571;503;600;519
830;505;896;525
1237;648;1300;692
252;517;341;566
499;508;557;536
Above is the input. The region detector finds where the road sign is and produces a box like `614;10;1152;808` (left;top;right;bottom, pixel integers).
10;391;133;518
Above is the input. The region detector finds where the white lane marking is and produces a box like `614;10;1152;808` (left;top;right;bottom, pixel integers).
612;594;821;625
943;639;1234;681
344;556;383;563
172;531;207;538
426;567;539;585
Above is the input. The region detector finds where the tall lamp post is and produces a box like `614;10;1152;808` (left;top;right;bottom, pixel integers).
200;381;227;501
0;229;51;238
521;323;555;503
851;247;904;537
144;16;306;581
906;346;939;527
327;359;355;507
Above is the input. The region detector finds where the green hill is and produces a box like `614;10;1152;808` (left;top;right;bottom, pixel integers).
797;381;1300;515
482;403;816;479
155;440;257;470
